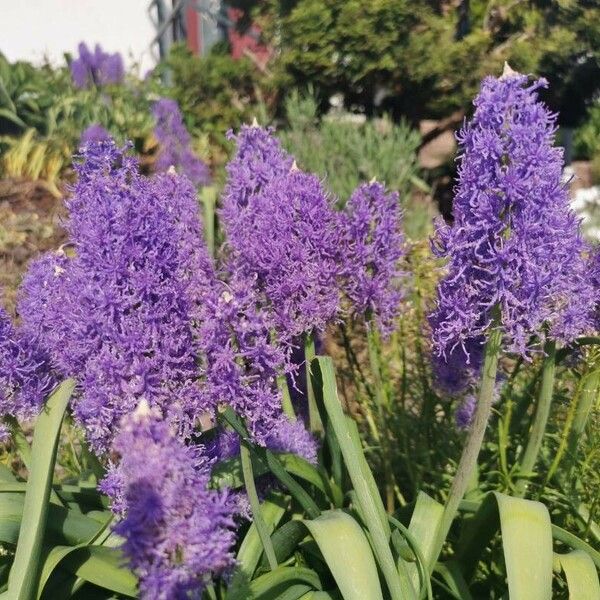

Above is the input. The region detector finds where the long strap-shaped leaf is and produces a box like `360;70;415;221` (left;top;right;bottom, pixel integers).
555;550;600;599
7;379;75;600
311;357;413;600
303;510;383;600
456;492;553;599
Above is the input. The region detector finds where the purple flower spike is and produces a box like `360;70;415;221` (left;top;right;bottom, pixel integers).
343;181;406;336
430;68;595;361
152;98;211;186
18;140;212;453
100;403;235;599
70;42;124;89
455;395;477;429
222;128;343;341
79;124;111;147
222;124;293;214
0;306;55;424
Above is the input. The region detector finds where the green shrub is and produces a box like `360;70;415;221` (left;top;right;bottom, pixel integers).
279;90;431;238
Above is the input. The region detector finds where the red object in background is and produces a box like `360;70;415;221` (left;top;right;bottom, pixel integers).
227;7;271;69
185;6;201;54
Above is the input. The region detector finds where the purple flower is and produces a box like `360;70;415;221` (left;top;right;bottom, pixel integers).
590;245;600;330
70;42;124;89
196;270;289;444
100;403;235;598
222;124;293;214
431;336;484;396
152;98;210;186
0;306;55;424
207;415;317;465
80;124;111;147
18;140;212;453
455;395;477;429
430;69;595;360
222;128;343;340
342;181;406;336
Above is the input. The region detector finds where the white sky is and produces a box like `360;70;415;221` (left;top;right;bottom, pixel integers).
1;0;157;73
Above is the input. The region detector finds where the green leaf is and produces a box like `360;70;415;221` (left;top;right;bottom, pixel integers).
495;493;553;599
0;107;26;129
302;510;383;600
234;492;288;583
258;520;308;571
240;443;278;571
456;493;553;599
0;494;108;547
406;492;444;592
247;566;322;600
8;379;76;600
555;550;600;599
311;357;412;600
57;545;137;598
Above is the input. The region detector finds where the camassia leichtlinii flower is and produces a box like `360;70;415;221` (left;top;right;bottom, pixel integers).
430;70;595;369
0;306;55;439
152;98;211;186
342;181;406;336
70;42;124;88
100;403;236;598
18;140;212;453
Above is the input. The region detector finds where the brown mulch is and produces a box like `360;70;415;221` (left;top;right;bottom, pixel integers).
0;178;67;314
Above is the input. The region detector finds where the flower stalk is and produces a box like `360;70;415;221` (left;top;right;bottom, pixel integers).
429;326;502;572
515;339;556;497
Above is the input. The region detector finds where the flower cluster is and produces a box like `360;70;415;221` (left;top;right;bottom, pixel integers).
430;69;595;361
152;98;210;186
70;42;124;89
342;181;405;336
222;125;343;341
80;123;111;147
0;307;55;434
100;403;236;598
18;140;211;453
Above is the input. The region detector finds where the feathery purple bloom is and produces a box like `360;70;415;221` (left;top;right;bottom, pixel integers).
222;124;293;214
152;98;210;186
430;70;595;361
101;404;235;599
343;181;405;336
70;42;124;89
0;306;55;426
222;127;343;341
196;269;289;445
18;140;211;453
455;394;477;429
80;124;111;147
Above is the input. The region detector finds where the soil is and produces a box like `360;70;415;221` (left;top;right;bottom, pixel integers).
0;178;67;314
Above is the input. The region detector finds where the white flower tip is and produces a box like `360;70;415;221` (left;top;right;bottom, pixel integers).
133;398;153;419
369;176;377;184
251;116;260;128
501;62;518;79
167;165;177;175
221;290;233;304
290;160;299;172
53;265;65;277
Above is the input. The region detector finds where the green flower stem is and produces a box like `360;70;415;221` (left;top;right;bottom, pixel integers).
240;442;278;571
200;186;217;257
366;324;395;513
304;332;322;433
429;327;502;573
515;339;556;497
277;374;296;421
